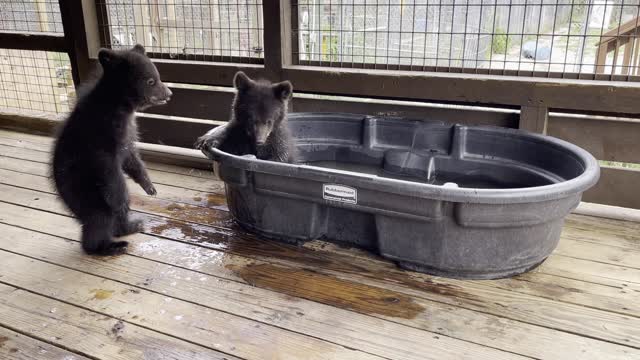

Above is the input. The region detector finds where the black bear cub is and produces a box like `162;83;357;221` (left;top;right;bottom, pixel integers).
195;71;296;163
52;44;172;255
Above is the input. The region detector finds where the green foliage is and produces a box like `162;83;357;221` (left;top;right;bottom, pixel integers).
491;29;507;54
321;34;339;62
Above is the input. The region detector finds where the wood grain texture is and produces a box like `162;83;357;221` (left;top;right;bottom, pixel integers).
0;283;235;360
1;129;640;358
547;115;640;164
0;245;516;360
0;326;90;360
0;223;532;360
0;31;66;52
0;184;638;357
2;164;639;285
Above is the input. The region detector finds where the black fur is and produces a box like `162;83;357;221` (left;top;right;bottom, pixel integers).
51;44;172;256
195;72;296;163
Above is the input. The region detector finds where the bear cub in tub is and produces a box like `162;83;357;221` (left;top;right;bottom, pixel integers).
52;44;172;256
195;71;296;163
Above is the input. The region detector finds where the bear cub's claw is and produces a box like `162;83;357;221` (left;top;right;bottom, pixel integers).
144;184;157;196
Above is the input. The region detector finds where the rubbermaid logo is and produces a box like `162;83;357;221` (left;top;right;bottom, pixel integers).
323;184;357;204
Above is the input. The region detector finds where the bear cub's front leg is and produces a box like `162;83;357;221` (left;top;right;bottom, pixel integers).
123;146;157;196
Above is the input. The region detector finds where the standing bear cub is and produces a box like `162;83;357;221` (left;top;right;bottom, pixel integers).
52;44;172;255
195;71;296;163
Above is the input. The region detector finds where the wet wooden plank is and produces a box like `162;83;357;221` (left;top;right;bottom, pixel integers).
0;326;90;360
0;209;635;360
0;223;534;360
0;246;511;360
0;284;235;360
2;155;640;290
0;190;639;355
2;159;640;292
2;165;639;285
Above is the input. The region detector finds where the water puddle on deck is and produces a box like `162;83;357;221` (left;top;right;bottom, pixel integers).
227;262;425;319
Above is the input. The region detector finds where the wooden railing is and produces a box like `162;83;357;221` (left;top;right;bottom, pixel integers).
596;17;640;76
1;0;639;209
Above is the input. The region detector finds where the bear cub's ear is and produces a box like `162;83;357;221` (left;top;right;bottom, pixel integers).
273;81;293;100
132;44;146;55
98;48;120;69
233;71;253;91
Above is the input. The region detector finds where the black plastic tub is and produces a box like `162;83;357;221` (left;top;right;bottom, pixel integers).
203;113;600;279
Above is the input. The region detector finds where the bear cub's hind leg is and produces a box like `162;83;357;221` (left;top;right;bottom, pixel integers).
113;206;143;237
82;213;128;255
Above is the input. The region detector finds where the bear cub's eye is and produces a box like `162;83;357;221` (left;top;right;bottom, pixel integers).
147;78;156;86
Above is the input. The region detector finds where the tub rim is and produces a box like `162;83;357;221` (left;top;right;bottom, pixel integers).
205;114;600;205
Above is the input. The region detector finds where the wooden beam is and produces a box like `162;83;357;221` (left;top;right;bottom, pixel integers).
137;58;265;86
262;0;292;80
281;66;640;115
574;201;640;223
35;0;50;32
0;31;66;52
294;60;640;81
583;166;640;209
146;52;263;64
143;86;235;120
136;114;223;149
120;57;640;114
58;0;102;85
595;42;609;74
597;16;640;43
94;0;111;50
290;96;518;128
143;86;518;126
548;114;640;164
519;106;548;134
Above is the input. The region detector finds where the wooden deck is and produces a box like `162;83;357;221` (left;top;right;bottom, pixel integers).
0;129;638;360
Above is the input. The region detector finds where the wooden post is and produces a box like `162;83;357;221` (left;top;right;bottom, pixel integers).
149;1;162;52
133;3;147;47
210;0;221;57
595;42;606;74
519;105;548;134
35;0;50;32
58;0;102;85
262;0;292;81
94;0;111;50
166;0;178;52
622;38;632;75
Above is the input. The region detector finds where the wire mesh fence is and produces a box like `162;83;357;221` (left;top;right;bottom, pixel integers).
0;49;75;114
0;0;64;33
96;0;264;62
293;0;640;80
